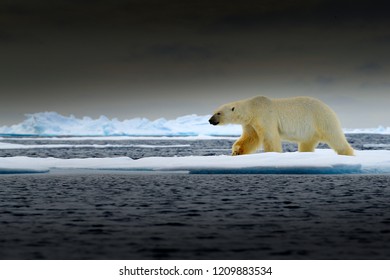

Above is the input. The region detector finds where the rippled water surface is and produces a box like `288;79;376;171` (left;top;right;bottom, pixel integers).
0;134;389;259
1;173;389;259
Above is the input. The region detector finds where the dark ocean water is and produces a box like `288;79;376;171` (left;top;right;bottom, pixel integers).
0;134;390;260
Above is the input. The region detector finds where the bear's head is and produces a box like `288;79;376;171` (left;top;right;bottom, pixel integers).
209;103;239;125
209;96;269;126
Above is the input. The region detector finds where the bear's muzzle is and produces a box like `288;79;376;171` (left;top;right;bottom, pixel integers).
209;115;219;125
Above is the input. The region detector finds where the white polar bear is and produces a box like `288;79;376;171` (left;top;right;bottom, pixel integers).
209;96;354;156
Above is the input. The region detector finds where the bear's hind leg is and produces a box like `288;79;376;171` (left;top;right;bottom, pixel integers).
330;143;354;156
298;140;318;152
325;135;354;156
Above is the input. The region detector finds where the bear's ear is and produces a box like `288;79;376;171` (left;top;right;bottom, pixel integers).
231;107;235;111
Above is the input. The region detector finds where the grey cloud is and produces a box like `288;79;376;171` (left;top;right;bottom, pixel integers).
373;35;390;45
357;63;384;74
315;76;337;86
1;0;390;127
148;44;214;61
0;31;15;43
206;0;390;34
360;81;390;90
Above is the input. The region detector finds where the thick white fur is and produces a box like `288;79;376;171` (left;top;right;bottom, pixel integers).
210;96;354;156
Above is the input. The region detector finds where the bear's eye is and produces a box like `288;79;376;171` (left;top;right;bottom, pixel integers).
217;112;221;115
231;107;235;111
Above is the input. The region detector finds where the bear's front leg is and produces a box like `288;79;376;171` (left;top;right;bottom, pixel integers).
231;125;261;156
263;135;282;152
232;141;244;156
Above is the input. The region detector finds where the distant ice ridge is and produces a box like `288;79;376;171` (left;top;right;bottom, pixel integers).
344;126;390;134
0;112;240;136
0;111;389;136
1;150;390;174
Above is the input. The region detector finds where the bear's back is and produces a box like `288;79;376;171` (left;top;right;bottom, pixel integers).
272;96;341;141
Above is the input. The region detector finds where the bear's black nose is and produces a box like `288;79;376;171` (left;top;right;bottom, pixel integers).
209;117;219;125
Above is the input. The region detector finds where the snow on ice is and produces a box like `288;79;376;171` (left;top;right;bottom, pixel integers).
1;150;390;175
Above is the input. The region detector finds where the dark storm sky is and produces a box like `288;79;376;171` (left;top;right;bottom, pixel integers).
1;0;390;127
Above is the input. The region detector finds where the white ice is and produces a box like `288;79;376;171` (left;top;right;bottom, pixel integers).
0;135;238;141
1;111;389;136
1;150;390;174
0;112;240;136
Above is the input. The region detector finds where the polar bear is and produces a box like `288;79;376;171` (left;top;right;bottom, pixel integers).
209;96;354;156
